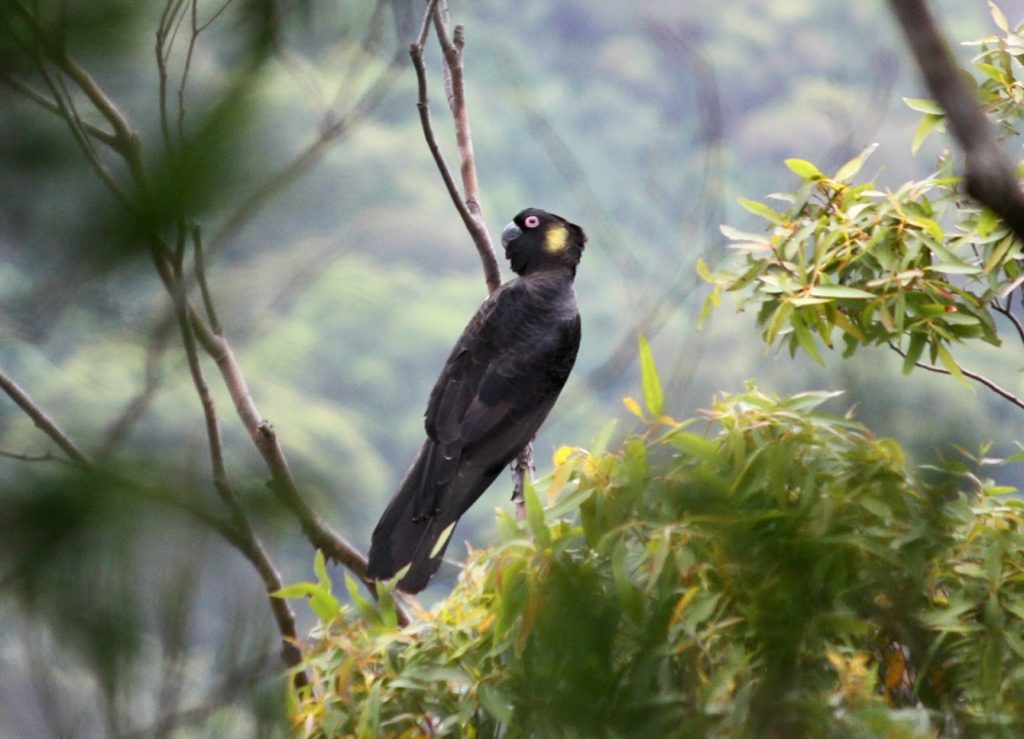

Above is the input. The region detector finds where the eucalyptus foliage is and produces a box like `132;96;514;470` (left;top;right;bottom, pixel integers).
282;382;1024;737
700;4;1024;383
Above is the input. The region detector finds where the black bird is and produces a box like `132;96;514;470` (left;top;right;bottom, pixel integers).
367;208;586;593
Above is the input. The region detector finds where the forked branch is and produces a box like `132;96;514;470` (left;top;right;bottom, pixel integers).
411;0;500;293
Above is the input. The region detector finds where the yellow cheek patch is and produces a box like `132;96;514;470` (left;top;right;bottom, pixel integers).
544;225;569;253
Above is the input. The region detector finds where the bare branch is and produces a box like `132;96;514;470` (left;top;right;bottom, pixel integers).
192;225;222;335
0;369;91;466
411;0;500;293
887;0;1024;242
169;264;306;679
176;0;202;144
156;0;183;155
35;63;134;206
0;74;119;148
196;0;234;35
415;0;438;49
0;449;58;463
992;297;1024;347
888;342;1024;412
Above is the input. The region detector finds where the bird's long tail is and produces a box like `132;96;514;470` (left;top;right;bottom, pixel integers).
366;440;461;593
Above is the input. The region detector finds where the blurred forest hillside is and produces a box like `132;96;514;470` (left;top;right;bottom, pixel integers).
3;0;1024;736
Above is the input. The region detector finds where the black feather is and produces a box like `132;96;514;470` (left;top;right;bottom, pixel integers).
367;208;586;593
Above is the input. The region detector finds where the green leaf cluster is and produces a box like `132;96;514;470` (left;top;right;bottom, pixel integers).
285;387;1024;737
702;5;1024;377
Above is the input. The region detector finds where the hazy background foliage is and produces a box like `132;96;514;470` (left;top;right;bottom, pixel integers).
3;0;1024;735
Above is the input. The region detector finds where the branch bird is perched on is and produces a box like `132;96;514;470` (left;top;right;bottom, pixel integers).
367;208;586;593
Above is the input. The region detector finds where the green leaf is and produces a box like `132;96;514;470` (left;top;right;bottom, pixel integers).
903;332;927;375
905;213;944;241
737;197;784;224
313;549;331;593
903;97;944;115
834;142;878;183
983;234;1014;273
791;311;824;365
976;207;1001;238
272;581;341;624
638;333;665;417
990;1;1010;32
785;158;823;180
478;684;513;724
523;479;550;548
912;114;945;155
935;343;968;385
926;263;982;275
344;572;376;624
695;257;714;283
308;588;342;624
720;224;769;243
977;61;1010;85
356;679;381;738
588;420;618;458
271;582;319;600
808;285;875;299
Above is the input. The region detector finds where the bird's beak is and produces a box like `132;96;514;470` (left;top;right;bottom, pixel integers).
501;221;522;247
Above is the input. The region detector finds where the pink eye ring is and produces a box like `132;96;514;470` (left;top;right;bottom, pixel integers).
524;215;540;228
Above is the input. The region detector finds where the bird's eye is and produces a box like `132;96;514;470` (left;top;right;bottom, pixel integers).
524;215;540;228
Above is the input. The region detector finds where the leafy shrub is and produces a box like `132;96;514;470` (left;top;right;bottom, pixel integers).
283;386;1024;737
699;5;1024;383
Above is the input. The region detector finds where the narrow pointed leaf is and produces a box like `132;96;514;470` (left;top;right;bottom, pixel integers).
638;334;665;417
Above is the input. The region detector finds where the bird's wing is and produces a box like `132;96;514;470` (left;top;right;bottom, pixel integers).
424;279;531;444
417;279;579;515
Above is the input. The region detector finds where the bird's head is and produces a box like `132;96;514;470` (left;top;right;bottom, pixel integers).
500;208;586;277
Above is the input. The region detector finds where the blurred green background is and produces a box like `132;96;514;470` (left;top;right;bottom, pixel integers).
2;0;1023;735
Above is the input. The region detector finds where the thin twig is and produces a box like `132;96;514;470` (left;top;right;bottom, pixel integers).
415;0;437;49
992;297;1024;346
0;74;118;147
0;366;238;546
176;0;201;144
196;0;234;35
0;449;57;463
170;265;307;680
156;0;181;156
192;225;222;335
410;0;500;292
887;0;1024;243
0;369;91;465
146;245;411;626
32;60;133;207
888;342;1024;412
